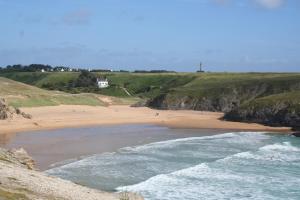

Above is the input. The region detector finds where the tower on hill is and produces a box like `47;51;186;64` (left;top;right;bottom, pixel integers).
197;62;205;73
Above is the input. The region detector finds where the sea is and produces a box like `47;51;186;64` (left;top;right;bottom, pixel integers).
46;131;300;200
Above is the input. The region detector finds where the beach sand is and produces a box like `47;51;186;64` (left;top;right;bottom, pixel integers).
0;105;291;135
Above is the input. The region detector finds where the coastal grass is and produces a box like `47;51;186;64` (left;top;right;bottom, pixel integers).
0;77;139;107
0;71;196;98
240;91;300;111
0;77;105;107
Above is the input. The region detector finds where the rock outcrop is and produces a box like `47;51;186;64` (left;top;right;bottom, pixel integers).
0;148;35;170
0;147;143;200
0;98;31;120
0;98;13;120
9;148;36;170
224;102;300;129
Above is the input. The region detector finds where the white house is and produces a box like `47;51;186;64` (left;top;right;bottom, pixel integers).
97;78;109;88
41;69;45;73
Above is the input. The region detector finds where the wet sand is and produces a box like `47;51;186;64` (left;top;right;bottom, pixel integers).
1;124;230;170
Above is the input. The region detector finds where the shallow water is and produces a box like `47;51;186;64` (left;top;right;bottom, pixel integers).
1;124;222;170
47;132;300;200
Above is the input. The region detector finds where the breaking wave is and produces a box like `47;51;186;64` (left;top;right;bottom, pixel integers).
47;131;300;200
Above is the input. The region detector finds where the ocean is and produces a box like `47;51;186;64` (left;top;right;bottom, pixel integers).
46;132;300;200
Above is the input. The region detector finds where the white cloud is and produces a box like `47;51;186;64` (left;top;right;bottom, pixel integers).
255;0;285;9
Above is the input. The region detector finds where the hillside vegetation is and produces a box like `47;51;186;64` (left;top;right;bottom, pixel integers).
0;72;195;98
1;72;300;129
0;77;137;107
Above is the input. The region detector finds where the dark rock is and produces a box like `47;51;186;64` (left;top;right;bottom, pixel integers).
292;132;300;137
131;99;148;107
224;101;300;129
21;112;32;119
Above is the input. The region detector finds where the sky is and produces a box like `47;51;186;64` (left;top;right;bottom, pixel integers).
0;0;299;72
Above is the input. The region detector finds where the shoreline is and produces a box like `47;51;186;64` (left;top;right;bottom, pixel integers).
2;125;228;170
0;105;291;135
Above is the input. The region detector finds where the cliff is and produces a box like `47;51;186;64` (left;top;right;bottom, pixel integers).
224;92;300;130
147;73;300;129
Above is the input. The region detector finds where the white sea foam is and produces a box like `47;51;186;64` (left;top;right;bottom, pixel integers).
47;131;300;200
117;138;300;200
120;132;269;153
117;161;265;200
260;142;300;152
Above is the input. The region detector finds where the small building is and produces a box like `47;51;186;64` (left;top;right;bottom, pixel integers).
97;78;109;88
41;69;45;73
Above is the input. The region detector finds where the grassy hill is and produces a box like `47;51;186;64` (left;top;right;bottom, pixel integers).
0;72;195;98
0;77;104;107
0;77;137;107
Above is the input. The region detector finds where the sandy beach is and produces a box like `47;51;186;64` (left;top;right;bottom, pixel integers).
0;105;291;135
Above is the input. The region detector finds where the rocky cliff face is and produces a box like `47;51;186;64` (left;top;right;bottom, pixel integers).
148;82;282;112
147;83;300;130
148;93;240;112
224;99;300;131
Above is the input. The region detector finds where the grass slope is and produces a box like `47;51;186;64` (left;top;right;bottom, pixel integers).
0;77;105;107
171;73;300;98
0;72;196;98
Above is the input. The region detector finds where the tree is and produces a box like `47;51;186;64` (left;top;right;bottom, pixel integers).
74;70;97;87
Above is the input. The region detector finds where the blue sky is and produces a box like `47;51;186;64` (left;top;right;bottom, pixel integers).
0;0;299;72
